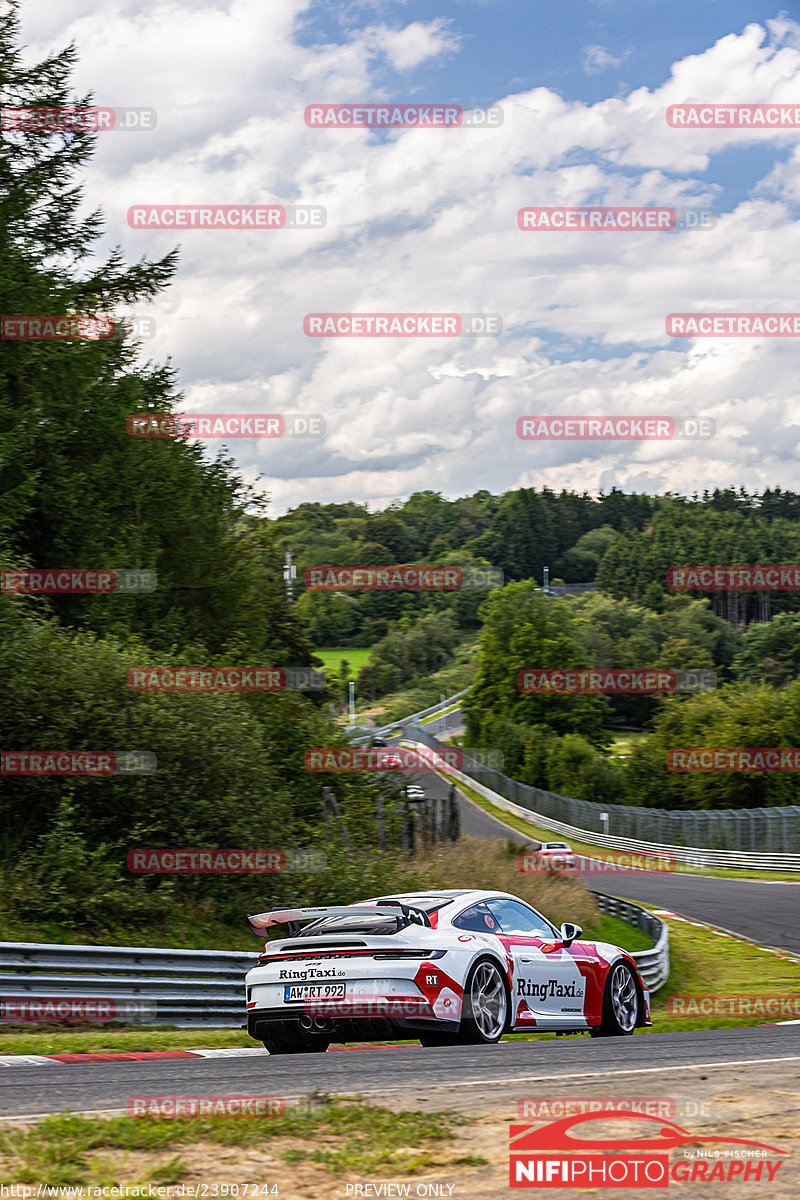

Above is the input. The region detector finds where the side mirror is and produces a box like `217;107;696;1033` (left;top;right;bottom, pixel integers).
559;922;582;948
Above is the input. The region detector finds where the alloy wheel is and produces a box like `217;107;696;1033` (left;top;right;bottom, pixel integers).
468;961;507;1040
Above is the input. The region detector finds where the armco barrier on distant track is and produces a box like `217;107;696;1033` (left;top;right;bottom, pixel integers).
404;723;800;868
593;894;669;993
348;690;470;745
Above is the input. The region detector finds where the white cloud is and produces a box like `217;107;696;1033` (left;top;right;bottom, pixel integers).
14;4;800;511
581;44;631;75
368;19;460;72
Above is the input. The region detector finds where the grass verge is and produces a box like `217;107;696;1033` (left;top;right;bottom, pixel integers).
435;777;800;1032
0;819;797;1056
0;1098;480;1186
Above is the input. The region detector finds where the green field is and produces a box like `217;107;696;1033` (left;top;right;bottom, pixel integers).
312;647;374;674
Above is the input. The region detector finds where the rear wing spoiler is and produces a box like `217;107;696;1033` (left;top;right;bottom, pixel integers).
246;901;431;938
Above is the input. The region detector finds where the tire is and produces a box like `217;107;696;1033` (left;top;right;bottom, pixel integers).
589;961;639;1037
457;958;509;1045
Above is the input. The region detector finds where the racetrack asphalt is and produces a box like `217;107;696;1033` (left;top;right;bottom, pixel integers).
1;1027;798;1120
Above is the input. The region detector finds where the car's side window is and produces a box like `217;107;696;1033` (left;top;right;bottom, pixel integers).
452;902;501;934
485;898;556;938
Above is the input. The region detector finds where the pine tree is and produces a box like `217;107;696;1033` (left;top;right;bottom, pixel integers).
0;1;311;658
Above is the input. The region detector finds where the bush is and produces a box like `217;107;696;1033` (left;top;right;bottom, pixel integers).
356;612;461;700
545;734;627;803
2;797;175;928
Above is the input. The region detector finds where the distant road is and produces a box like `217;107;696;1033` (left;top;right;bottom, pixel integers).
416;767;800;953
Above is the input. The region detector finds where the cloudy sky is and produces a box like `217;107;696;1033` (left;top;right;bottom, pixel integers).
18;0;800;513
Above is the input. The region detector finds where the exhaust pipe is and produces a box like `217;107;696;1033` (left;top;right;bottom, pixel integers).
300;1014;333;1033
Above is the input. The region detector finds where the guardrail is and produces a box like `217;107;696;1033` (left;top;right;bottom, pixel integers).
593;894;669;993
545;582;597;596
349;690;470;745
0;942;258;1027
405;730;800;869
394;689;469;729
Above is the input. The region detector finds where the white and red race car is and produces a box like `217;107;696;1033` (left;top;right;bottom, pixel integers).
244;889;651;1053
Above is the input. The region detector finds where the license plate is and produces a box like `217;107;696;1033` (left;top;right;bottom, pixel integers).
283;983;346;1002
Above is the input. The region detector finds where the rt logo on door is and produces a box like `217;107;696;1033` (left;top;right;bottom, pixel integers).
425;974;439;986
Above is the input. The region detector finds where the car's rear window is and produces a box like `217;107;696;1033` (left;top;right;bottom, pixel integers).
292;896;453;937
293;913;400;936
372;896;454;914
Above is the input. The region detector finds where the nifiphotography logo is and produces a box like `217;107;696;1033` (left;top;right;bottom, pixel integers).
508;1112;785;1187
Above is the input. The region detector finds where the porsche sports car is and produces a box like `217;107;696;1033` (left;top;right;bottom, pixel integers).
527;840;579;872
244;889;650;1054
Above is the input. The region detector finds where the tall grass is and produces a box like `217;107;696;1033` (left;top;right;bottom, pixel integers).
412;836;597;931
